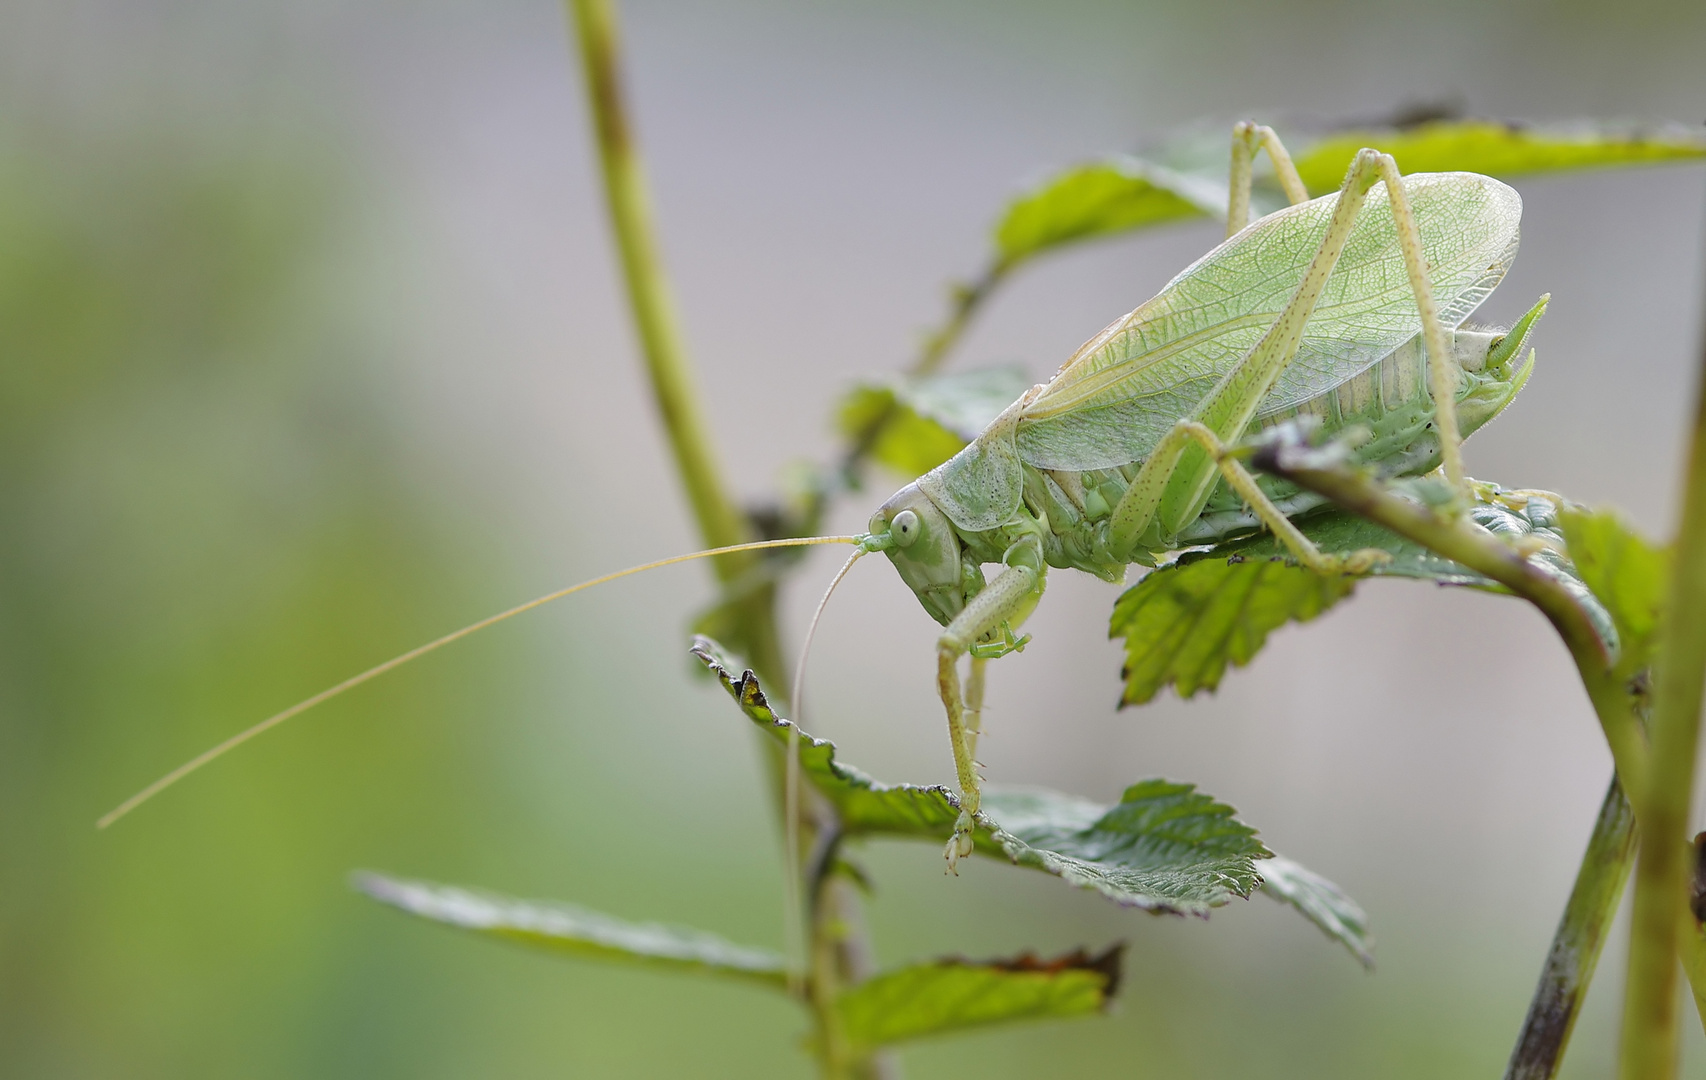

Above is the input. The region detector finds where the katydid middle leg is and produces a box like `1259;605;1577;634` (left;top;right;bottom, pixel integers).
1227;121;1310;236
1109;147;1471;556
1143;420;1389;574
936;552;1046;871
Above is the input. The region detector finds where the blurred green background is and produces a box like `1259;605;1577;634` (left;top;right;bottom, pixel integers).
3;0;1705;1076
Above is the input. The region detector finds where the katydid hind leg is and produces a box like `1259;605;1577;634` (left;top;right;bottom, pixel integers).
1174;421;1389;574
1367;153;1469;504
1110;149;1392;556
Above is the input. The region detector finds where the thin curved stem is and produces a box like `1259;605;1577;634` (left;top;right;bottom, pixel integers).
564;0;786;681
562;4;883;1075
1617;255;1706;1080
1505;774;1637;1080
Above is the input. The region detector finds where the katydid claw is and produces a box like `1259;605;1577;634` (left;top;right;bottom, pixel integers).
1339;548;1392;575
944;810;978;874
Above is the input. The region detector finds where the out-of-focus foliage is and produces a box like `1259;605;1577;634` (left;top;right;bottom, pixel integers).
836;947;1123;1050
0;139;547;1077
1558;507;1670;675
1256;856;1375;968
356;872;1126;1052
840;367;1033;478
986;119;1706;279
356;874;790;986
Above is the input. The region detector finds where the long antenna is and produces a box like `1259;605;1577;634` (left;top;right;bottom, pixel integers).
782;546;865;981
98;535;860;829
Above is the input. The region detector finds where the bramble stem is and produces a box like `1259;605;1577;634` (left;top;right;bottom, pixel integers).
563;4;882;1075
1505;775;1637;1080
1248;438;1645;794
1617;271;1706;1080
829;268;1002;492
564;0;784;676
914;268;1003;378
1249;435;1660;1077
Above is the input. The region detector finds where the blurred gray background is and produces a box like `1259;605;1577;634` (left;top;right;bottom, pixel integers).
3;0;1705;1076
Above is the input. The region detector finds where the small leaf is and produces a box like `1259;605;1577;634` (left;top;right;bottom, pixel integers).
981;783;1271;915
693;639;1365;938
977;119;1704;281
1290;119;1706;196
1143;485;1623;699
838;367;1032;478
1558;506;1669;672
354;873;788;988
992;158;1228;270
692;637;962;835
838;946;1122;1050
1257;855;1375;968
1109;555;1355;706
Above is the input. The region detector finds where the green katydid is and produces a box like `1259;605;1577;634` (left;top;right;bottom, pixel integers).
863;123;1547;865
98;123;1546;884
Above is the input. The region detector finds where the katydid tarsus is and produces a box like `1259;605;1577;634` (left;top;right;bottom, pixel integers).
99;123;1546;897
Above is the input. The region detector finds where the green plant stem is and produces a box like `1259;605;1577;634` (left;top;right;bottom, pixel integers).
1249;439;1646;797
826;267;1003;497
913;267;1004;378
564;0;785;681
563;4;879;1075
1617;282;1706;1080
1681;835;1706;1034
1505;774;1638;1080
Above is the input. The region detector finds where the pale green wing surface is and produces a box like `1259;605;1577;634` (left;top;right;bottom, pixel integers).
1014;173;1520;472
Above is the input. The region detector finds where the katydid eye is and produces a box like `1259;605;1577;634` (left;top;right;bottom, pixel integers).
892;509;921;547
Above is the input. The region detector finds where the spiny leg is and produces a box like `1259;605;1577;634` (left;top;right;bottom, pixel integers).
1170;420;1387;573
963;655;988;763
1366;154;1466;504
937;558;1045;872
1227;121;1310;236
1110;148;1461;556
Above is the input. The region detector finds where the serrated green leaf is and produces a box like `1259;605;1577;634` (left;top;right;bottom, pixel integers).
982;782;1271;915
838;946;1122;1050
1558;507;1670;673
839;367;1032;478
992;158;1228;270
1291;119;1706;196
691;637;962;835
1110;555;1355;706
1209;488;1617;650
1257;855;1375;968
692;638;1362;933
353;873;789;987
1126;486;1621;708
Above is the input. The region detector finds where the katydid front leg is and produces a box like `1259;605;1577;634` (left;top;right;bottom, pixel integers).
937;554;1046;872
1110;148;1470;556
963;655;988;763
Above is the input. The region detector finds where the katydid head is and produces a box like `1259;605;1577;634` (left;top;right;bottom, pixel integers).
868;482;964;626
